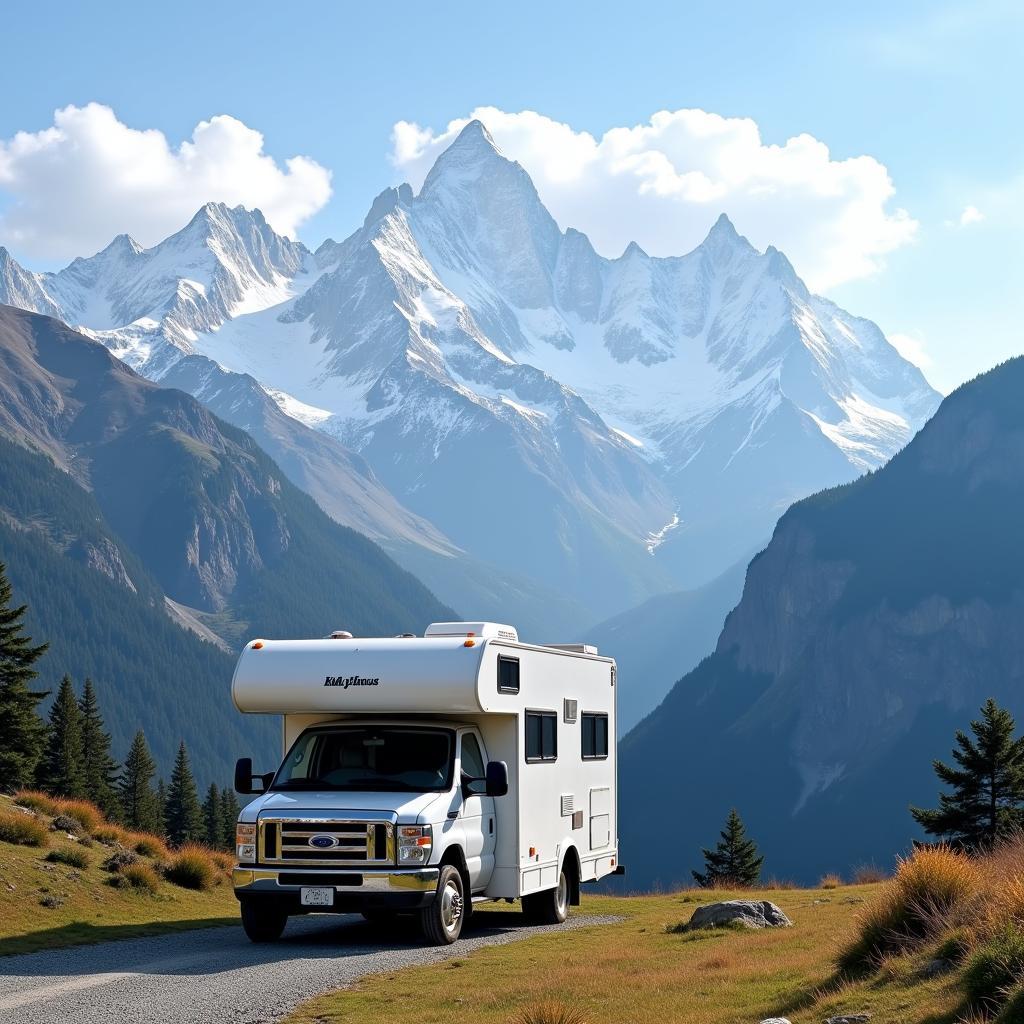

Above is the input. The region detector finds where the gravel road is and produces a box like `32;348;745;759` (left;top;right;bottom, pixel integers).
0;910;616;1024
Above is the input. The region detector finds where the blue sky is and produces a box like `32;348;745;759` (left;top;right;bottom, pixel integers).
0;0;1020;392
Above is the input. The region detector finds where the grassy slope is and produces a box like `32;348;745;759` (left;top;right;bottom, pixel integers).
288;885;961;1024
0;797;237;956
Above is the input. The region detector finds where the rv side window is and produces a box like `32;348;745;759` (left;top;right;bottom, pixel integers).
582;712;609;759
526;711;557;762
498;655;520;694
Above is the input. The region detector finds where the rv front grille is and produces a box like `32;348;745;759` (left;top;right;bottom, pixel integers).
258;818;395;868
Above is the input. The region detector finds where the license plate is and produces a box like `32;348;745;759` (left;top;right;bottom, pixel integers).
300;886;334;907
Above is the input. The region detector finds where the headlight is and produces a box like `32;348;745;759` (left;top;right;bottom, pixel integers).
397;824;433;864
236;823;257;863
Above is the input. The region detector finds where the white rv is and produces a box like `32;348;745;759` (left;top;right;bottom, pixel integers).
230;621;621;945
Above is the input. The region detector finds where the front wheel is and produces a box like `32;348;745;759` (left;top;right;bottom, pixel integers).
419;865;465;945
240;899;288;943
522;869;569;924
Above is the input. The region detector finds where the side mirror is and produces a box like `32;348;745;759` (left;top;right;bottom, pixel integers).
484;760;509;798
235;757;273;795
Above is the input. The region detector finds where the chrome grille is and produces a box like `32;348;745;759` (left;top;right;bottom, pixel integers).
258;817;394;867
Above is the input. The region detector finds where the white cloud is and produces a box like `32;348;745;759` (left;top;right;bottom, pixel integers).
959;204;985;225
0;104;332;261
888;331;933;370
391;106;918;292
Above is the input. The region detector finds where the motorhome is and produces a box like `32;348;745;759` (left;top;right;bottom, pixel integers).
230;621;621;945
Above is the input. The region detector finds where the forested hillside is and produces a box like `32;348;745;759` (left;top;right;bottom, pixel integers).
0;305;456;783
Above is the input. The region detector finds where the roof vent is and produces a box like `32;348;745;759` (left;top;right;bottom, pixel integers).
424;621;519;642
328;630;354;640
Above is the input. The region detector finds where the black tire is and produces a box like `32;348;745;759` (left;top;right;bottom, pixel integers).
521;868;570;925
419;865;466;945
240;899;288;943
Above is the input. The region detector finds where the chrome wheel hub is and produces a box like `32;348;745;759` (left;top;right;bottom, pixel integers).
441;880;463;932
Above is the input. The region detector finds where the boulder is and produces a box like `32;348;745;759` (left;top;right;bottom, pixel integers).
824;1016;871;1024
760;1019;792;1023
688;900;793;930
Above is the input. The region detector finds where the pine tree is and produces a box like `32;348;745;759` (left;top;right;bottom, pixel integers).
118;730;161;833
692;809;764;888
219;787;241;851
78;679;121;818
155;778;168;836
911;698;1024;850
202;783;221;847
36;675;86;798
165;741;204;846
0;561;49;790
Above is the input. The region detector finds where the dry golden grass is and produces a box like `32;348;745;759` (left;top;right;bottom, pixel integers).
853;864;889;884
0;794;237;955
821;873;843;889
286;883;958;1024
114;862;161;894
0;808;49;847
129;832;170;860
517;1002;590;1024
13;790;60;816
53;799;104;833
164;844;217;890
840;846;981;971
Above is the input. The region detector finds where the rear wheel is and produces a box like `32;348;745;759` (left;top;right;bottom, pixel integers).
419;865;465;945
521;869;569;924
240;899;288;943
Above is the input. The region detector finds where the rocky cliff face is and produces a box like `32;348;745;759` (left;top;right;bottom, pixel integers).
618;357;1024;885
0;304;454;630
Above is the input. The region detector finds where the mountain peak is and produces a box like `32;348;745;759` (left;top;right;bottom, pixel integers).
699;212;755;260
453;118;499;153
420;119;510;198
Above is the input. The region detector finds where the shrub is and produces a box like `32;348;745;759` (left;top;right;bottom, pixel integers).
820;873;843;890
111;862;160;895
54;799;103;833
104;849;139;872
13;790;59;816
93;824;130;845
51;814;82;835
209;850;234;873
45;847;90;869
964;926;1024;1011
517;1003;589;1024
839;846;981;972
763;877;798;890
0;808;49;847
164;844;216;891
129;833;169;860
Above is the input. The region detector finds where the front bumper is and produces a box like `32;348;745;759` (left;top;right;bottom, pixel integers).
233;866;440;913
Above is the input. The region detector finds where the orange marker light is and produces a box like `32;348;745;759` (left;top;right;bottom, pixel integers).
529;846;536;857
251;641;264;650
464;639;476;647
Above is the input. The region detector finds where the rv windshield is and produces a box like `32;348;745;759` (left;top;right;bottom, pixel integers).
271;726;455;793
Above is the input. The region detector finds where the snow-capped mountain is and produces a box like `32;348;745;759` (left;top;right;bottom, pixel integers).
0;119;940;624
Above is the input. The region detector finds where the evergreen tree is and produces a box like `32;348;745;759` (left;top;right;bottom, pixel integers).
155;778;168;836
78;679;121;818
219;787;241;851
202;783;221;847
36;675;86;798
165;741;204;846
0;561;49;790
118;730;161;833
692;808;764;888
911;698;1024;850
